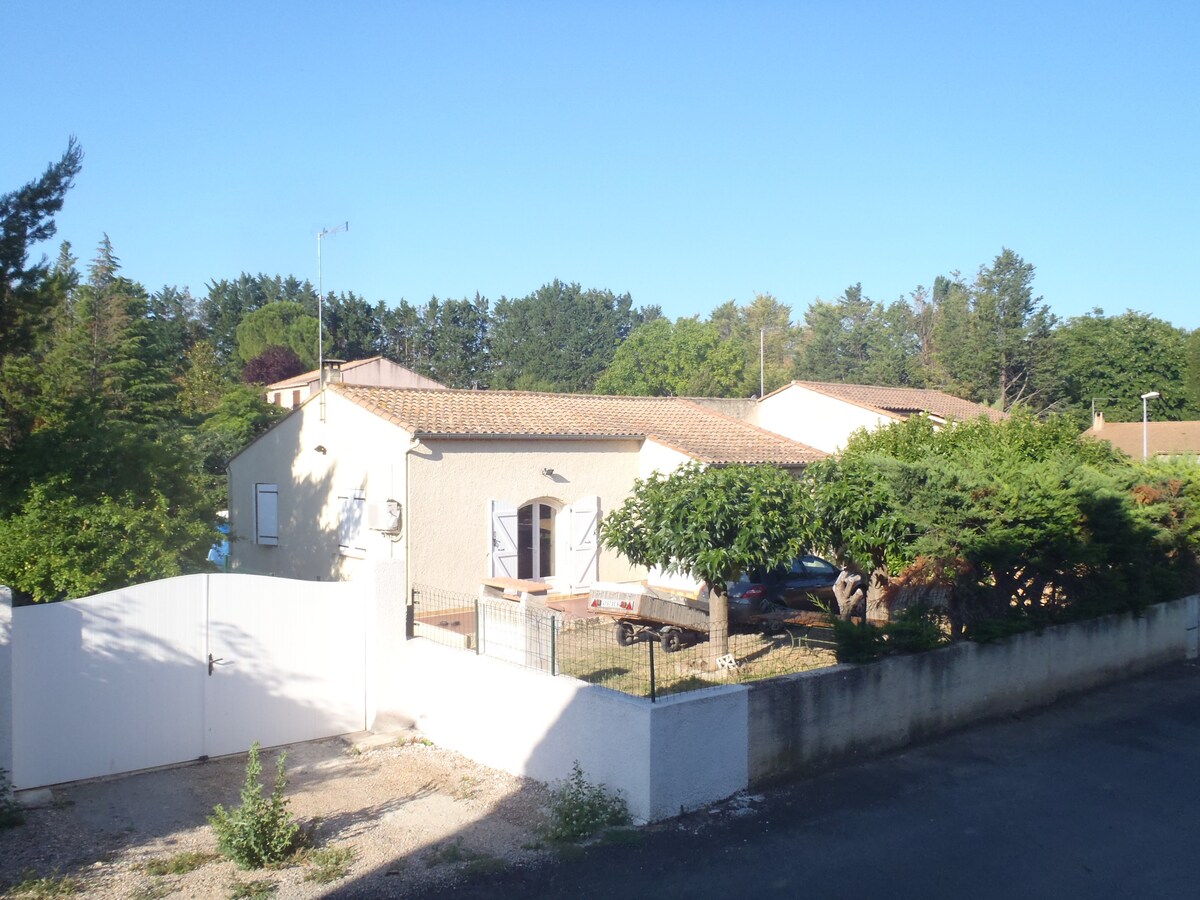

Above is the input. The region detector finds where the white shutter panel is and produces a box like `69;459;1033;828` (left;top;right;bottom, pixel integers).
567;495;601;587
255;483;279;546
338;491;366;556
490;500;518;578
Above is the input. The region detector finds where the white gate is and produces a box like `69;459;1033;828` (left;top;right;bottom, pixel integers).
10;574;365;789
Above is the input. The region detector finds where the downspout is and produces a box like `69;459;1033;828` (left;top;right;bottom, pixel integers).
404;435;422;617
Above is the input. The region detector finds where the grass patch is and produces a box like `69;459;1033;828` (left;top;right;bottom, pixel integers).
302;845;356;884
424;838;479;867
128;882;172;900
6;872;78;897
462;856;507;877
226;878;277;899
143;850;219;877
555;618;836;698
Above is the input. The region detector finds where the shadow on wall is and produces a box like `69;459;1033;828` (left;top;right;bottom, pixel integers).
231;409;339;580
10;575;363;790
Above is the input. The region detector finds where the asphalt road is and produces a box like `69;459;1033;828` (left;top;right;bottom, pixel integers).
425;661;1200;900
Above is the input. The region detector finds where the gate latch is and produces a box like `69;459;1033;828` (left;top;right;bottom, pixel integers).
207;654;225;676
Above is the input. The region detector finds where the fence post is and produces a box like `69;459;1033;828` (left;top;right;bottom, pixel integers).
475;596;482;655
0;587;12;778
648;634;657;703
550;615;557;676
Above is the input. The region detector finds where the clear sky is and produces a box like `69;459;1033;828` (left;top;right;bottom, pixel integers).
4;1;1198;330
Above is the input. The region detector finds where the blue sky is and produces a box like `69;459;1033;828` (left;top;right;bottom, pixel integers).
4;1;1198;329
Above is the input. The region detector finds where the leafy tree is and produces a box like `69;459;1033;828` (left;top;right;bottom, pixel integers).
234;301;318;368
1186;329;1200;414
595;317;745;396
600;462;807;658
423;294;491;388
708;293;797;396
243;345;305;386
1040;309;1192;425
795;285;919;387
490;281;643;392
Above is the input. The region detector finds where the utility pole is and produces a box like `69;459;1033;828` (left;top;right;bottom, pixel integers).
317;221;349;388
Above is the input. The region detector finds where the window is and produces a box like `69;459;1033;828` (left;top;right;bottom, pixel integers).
338;490;367;557
517;502;556;579
254;483;278;546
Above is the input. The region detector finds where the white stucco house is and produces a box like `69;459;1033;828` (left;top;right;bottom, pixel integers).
228;385;825;598
695;380;1002;454
265;357;446;409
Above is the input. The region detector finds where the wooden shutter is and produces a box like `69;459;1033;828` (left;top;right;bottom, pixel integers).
567;495;601;587
254;483;279;546
490;500;518;578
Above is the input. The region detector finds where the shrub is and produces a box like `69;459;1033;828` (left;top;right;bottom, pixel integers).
830;618;887;664
1;766;24;829
540;762;631;843
209;743;302;869
883;605;948;654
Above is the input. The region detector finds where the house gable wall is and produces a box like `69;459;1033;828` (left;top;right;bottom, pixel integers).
229;392;409;581
758;384;894;454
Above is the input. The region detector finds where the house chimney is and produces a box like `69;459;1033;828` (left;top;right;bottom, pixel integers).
1093;410;1105;431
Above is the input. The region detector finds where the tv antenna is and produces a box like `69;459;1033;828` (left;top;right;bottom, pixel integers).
317;221;349;387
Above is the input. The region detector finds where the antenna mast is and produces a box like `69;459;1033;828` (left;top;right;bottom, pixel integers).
317;221;349;387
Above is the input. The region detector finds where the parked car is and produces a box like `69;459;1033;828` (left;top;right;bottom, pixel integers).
698;554;842;622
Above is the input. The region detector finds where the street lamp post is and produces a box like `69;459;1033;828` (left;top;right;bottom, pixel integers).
1141;391;1160;461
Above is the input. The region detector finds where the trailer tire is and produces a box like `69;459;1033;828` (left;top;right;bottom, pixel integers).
615;621;636;647
661;630;683;653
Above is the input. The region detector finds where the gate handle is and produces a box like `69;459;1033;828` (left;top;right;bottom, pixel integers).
208;654;225;676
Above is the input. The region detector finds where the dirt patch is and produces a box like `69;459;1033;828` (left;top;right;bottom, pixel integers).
0;735;553;898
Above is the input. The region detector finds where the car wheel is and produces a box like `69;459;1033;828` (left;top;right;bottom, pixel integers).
660;630;683;653
615;622;636;647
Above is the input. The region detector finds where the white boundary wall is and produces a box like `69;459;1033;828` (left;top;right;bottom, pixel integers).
396;594;1200;821
395;639;749;823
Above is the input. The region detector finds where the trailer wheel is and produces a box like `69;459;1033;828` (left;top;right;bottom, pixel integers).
661;630;683;653
615;621;636;647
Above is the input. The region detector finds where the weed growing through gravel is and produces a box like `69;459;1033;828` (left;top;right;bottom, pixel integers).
301;846;356;884
7;871;78;897
424;838;479;867
0;767;24;829
142;850;219;877
210;742;303;869
226;877;277;899
539;761;632;843
127;882;172;900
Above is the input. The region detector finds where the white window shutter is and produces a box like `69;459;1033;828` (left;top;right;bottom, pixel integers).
567;495;601;587
338;490;366;555
490;500;518;578
255;483;279;546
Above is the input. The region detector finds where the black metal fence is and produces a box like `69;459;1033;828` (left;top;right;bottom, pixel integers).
410;583;837;700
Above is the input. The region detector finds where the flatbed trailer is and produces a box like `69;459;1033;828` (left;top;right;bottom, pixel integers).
587;583;709;652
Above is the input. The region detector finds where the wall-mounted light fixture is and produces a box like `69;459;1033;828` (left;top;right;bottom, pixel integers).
542;467;555;478
315;445;327;454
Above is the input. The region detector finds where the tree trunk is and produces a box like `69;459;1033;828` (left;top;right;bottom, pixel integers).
708;581;730;661
865;567;890;622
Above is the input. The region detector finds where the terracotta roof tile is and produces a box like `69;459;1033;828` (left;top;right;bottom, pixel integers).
333;386;826;465
1084;420;1200;458
786;381;1004;422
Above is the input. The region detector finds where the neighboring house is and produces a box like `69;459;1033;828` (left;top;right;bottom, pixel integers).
704;381;1003;454
265;357;446;409
228;386;824;596
1084;411;1200;462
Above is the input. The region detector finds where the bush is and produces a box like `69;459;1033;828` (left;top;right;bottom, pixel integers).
830;618;887;664
1;766;24;829
884;605;948;654
540;762;631;843
209;743;302;869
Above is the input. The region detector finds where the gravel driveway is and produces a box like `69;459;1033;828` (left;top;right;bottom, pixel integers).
1;733;553;898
